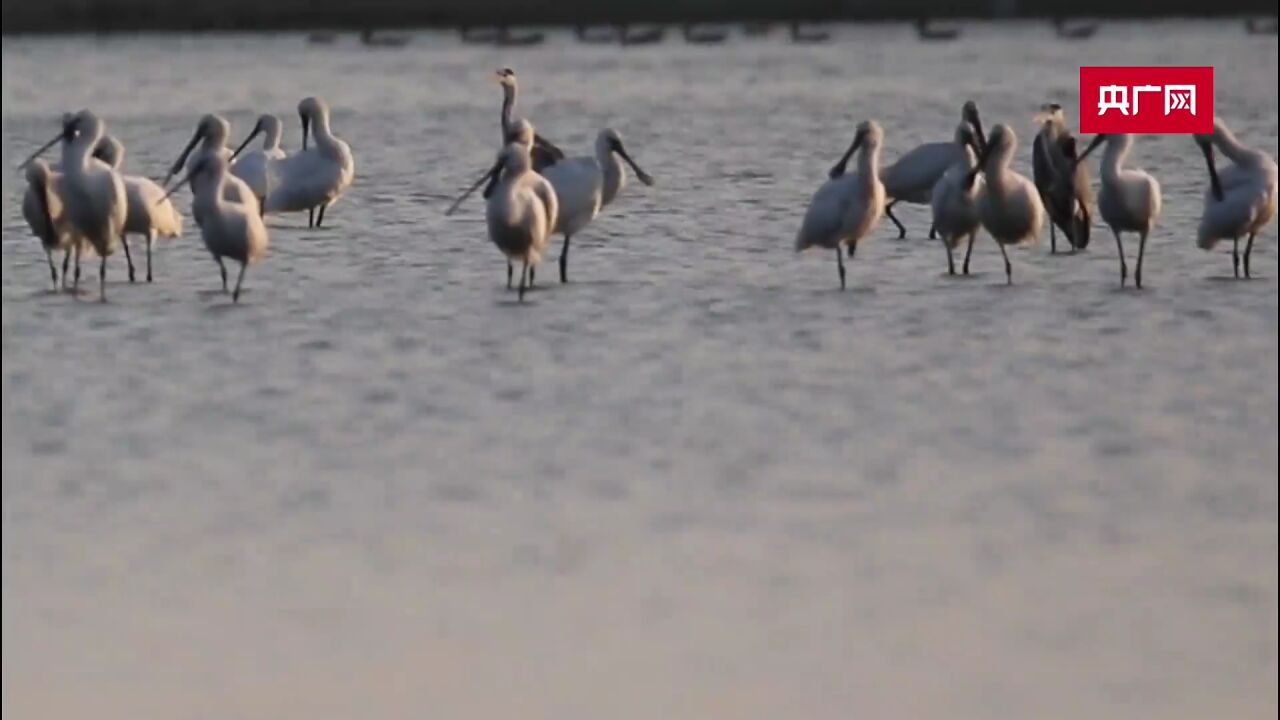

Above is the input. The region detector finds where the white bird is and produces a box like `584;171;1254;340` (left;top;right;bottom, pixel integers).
162;154;269;301
164;114;257;225
930;121;984;276
23;110;129;300
1032;103;1092;253
481;139;559;301
835;101;985;239
538;128;654;283
229;113;288;211
1193;117;1278;279
94;135;184;283
975;123;1044;284
796;120;887;289
264;97;354;228
1076;133;1162;287
493;68;565;172
22;159;77;289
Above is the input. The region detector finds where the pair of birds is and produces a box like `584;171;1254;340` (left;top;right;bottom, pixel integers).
798;106;1046;287
21;111;188;299
448;68;654;299
24;122;182;291
163;96;355;230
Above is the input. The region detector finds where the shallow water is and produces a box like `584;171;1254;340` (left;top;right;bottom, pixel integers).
2;21;1278;719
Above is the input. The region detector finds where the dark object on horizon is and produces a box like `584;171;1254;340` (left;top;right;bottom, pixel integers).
459;26;501;44
742;22;772;36
498;27;545;46
789;20;830;43
1245;17;1278;34
1053;17;1099;39
360;28;409;47
915;17;960;41
683;23;729;44
622;24;665;45
307;31;338;44
575;25;620;44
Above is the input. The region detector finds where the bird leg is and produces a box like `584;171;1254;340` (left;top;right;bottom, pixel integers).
232;262;248;303
1232;237;1240;278
507;262;514;289
963;232;976;275
1135;231;1148;289
836;246;847;290
45;249;58;289
518;261;529;301
1244;232;1255;279
998;242;1012;285
943;238;955;275
559;234;572;283
1113;228;1127;286
146;233;154;283
884;200;907;239
1049;220;1057;254
316;203;328;228
529;265;536;287
73;243;82;289
61;249;71;290
121;235;136;283
99;257;107;302
308;207;315;229
216;256;229;292
929;223;937;240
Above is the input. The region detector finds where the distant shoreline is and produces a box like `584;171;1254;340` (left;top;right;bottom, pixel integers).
2;1;1276;36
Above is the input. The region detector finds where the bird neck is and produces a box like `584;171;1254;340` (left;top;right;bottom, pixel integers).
263;122;283;151
597;140;624;205
1101;136;1130;182
857;143;880;181
500;85;516;138
1212;127;1253;167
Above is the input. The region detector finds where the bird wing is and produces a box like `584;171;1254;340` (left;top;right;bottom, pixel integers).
540;157;602;236
265;150;341;212
796;175;857;250
882;142;957;202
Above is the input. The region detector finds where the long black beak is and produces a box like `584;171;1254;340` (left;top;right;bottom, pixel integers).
159;161;203;206
19;133;62;170
532;134;564;162
230;119;264;162
613;140;654;186
1071;134;1106;173
970;113;987;156
301;113;311;151
444;158;504;216
1199;141;1223;202
964;142;990;187
163;127;203;188
828;130;865;179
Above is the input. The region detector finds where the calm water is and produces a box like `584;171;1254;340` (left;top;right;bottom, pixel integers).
2;21;1277;719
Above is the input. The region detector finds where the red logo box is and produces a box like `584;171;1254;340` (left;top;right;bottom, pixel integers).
1079;66;1214;134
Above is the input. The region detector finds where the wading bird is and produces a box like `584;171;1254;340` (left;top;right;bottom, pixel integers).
23;111;128;300
95;136;184;283
264;97;354;228
1076;133;1161;287
835;101;985;240
230;113;288;212
1194;117;1278;278
930;122;984;275
162;154;269;302
1032;103;1091;253
164;114;257;225
539;129;653;283
494;68;565;171
22;159;76;289
480;139;559;301
974;124;1044;284
796;120;887;289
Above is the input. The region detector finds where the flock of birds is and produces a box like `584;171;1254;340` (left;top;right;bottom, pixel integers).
796;102;1277;289
15;67;1280;303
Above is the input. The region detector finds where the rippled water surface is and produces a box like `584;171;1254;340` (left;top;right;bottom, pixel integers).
3;21;1278;719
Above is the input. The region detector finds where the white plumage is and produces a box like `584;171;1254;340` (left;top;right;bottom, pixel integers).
22;159;78;289
1194;117;1278;279
1078;133;1162;287
485;139;559;301
165;113;257;226
264;97;354;228
929;121;984;275
976;123;1044;285
538;128;654;283
230;113;288;208
95;135;184;283
796;120;887;289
